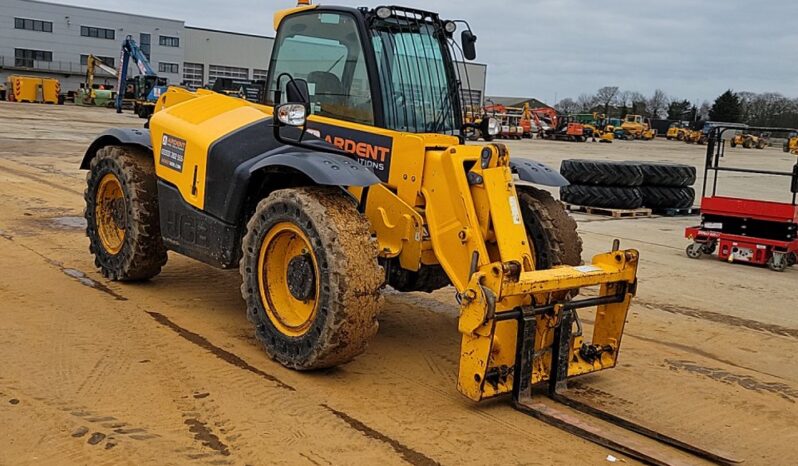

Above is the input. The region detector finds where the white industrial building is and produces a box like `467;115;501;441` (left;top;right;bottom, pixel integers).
0;0;486;106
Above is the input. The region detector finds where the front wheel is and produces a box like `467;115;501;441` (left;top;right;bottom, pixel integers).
685;243;703;259
517;186;583;269
84;145;167;280
240;187;384;370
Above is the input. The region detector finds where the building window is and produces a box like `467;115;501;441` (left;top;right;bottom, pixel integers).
253;69;268;81
81;25;115;40
139;33;151;60
159;36;179;47
14;48;52;67
208;64;249;84
159;62;179;74
15;17;53;33
80;55;115;68
183;63;204;89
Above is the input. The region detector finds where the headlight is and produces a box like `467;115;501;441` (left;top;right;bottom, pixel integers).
444;21;456;33
376;7;392;19
487;117;500;136
276;103;307;126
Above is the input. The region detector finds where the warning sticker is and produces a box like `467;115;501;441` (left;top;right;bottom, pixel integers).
159;134;186;173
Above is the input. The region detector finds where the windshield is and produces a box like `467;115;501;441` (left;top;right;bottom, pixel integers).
369;15;459;134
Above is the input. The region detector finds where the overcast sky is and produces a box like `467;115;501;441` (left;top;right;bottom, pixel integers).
56;0;798;104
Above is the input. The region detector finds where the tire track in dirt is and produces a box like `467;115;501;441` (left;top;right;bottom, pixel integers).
0;160;83;196
321;404;440;466
146;311;295;391
665;360;798;403
640;300;798;340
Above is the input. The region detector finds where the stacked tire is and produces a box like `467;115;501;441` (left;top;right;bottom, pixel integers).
560;160;696;210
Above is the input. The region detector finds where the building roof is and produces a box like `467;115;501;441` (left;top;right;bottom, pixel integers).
486;96;550;109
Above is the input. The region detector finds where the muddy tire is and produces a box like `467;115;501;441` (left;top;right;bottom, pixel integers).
84;145;167;281
560;159;644;186
640;186;695;209
560;185;644;209
634;161;697;187
517;186;583;268
240;187;383;370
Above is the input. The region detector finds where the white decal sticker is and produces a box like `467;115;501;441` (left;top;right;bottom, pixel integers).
509;195;522;224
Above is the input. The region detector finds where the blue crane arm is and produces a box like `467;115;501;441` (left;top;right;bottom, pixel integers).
116;35;158;113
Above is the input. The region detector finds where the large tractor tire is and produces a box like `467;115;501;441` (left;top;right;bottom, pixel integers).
560;185;644;209
757;139;767;149
560;159;644;186
240;187;383;370
634;161;696;187
517;186;583;269
84;145;168;281
640;186;695;209
743;138;753;149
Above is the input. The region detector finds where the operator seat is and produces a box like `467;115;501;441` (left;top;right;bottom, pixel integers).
307;71;345;109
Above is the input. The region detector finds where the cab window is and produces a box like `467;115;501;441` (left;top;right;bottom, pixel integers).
267;12;374;126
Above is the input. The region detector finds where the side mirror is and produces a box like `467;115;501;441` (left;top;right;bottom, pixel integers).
461;30;477;61
286;78;309;104
275;103;307;127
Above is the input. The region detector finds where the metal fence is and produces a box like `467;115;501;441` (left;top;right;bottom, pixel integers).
0;56;104;76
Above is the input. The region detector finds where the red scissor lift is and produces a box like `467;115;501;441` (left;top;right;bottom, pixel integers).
685;125;798;271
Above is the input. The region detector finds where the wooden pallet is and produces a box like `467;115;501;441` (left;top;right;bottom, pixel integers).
565;204;652;218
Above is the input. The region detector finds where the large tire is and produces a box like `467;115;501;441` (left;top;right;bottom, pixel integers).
640;186;695;209
560;185;643;209
240;187;383;370
634;161;696;187
560;159;644;186
84;145;167;281
517;186;583;269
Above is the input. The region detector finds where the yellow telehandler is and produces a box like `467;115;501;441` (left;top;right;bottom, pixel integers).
80;3;734;463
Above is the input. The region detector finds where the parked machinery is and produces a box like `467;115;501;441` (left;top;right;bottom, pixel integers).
666;121;690;140
730;132;769;149
77;55;118;107
5;75;60;104
116;35;168;118
531;107;586;141
685;125;798;271
620;114;656;140
784;132;798;154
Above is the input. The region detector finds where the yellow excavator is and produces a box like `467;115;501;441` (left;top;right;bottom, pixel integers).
77;55;118;107
79;3;735;463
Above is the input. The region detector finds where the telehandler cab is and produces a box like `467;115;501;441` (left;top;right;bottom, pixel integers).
81;3;735;463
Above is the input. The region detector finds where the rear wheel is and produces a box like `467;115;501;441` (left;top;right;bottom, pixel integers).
84;145;167;281
240;187;383;370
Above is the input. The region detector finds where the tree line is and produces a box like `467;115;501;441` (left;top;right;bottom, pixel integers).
555;86;798;127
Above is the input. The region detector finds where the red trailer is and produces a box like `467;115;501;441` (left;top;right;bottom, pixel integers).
685;125;798;271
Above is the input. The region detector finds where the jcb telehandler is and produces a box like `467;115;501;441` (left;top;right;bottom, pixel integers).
81;3;734;463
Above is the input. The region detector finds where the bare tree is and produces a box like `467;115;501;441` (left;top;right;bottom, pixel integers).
648;89;668;119
595;86;619;116
627;91;647;115
556;97;580;114
576;93;596;112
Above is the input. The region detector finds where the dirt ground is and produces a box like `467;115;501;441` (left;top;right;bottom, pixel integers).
0;102;796;465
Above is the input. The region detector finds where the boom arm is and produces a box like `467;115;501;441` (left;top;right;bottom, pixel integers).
115;35;157;113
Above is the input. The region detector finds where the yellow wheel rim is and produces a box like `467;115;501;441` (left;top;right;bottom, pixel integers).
257;222;319;337
95;173;126;255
